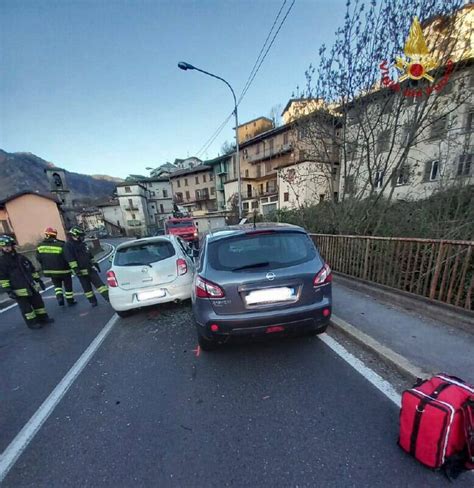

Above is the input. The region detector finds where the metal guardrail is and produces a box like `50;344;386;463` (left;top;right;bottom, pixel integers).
310;234;474;311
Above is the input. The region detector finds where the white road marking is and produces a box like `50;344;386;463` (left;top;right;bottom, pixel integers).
318;333;402;407
0;243;115;315
0;313;119;482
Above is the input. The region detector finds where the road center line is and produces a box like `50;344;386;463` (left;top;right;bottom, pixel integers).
318;333;402;407
0;313;119;482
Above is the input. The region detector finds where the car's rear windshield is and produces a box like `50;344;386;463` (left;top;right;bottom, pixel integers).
207;231;318;271
115;241;175;266
166;220;194;228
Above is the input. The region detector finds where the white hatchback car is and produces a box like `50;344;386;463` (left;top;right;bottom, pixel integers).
107;236;196;317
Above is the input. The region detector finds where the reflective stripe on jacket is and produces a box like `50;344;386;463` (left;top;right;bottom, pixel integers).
36;238;71;277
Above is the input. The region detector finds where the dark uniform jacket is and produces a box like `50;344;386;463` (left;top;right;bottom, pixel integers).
64;240;96;276
0;252;41;297
36;238;70;277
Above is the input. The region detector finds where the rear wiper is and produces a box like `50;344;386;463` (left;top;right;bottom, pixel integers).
123;262;152;267
232;261;270;271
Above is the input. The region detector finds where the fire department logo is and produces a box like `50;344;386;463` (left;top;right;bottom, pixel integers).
379;16;453;97
394;17;438;83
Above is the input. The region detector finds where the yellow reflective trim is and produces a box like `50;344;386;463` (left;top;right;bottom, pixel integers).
69;261;78;268
14;289;29;297
25;311;37;320
37;246;63;254
34;308;47;314
43;270;71;275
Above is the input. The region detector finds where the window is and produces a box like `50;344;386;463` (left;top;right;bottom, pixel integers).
256;143;260;155
125;186;131;193
232;156;237;178
247;184;253;198
424;160;440;181
185;178;188;186
210;187;215;195
243;149;248;159
115;241;175;266
466;109;474;132
287;168;295;182
162;189;168;198
159;204;164;213
243;202;249;210
185;190;190;200
177;180;181;188
333;192;339;202
251;201;259;209
203;174;207;183
430;116;447;139
128;198;134;208
265;161;272;174
245;169;249;177
283;132;289;145
210;173;214;181
377;131;390;153
319;194;325;203
131;213;136;219
207;232;319;272
457;154;472;177
374;171;384;189
269;139;274;154
284;192;289;202
393;166;409;186
151;191;156;196
195;176;199;184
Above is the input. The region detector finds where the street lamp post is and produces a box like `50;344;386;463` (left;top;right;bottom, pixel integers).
178;61;242;220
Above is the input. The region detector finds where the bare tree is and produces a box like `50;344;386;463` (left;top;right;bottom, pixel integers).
268;104;283;127
287;0;472;236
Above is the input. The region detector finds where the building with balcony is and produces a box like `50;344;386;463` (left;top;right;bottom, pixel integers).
116;182;152;236
170;164;217;215
204;154;232;211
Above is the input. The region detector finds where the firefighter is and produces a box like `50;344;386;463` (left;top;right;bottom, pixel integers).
36;227;77;307
64;226;109;306
0;235;54;329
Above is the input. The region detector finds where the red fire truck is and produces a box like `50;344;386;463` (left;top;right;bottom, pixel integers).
164;217;198;244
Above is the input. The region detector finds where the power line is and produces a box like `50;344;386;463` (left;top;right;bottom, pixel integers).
238;0;288;105
193;0;296;159
238;0;296;105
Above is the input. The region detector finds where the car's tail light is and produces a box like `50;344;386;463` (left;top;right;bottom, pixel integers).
107;270;118;287
313;263;332;287
195;276;225;298
177;258;187;276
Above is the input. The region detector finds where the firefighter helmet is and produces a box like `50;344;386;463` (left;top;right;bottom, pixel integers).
0;235;16;247
69;226;85;238
44;227;58;238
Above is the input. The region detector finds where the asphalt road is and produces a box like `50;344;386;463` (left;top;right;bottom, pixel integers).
1;239;472;487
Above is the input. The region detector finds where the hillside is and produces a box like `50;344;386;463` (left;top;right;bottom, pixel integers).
0;150;121;204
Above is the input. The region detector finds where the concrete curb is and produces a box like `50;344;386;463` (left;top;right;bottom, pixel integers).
330;314;433;383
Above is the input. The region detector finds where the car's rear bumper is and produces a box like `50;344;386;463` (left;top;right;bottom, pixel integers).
110;279;192;311
194;300;331;339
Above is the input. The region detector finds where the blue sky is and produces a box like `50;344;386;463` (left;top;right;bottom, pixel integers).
1;0;346;178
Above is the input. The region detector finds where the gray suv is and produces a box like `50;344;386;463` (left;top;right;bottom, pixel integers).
191;223;332;350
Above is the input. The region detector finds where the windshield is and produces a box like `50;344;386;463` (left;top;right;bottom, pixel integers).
115;241;175;266
207;231;318;271
166;221;194;229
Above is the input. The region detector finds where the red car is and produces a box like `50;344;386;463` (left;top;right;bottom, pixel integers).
164;218;198;244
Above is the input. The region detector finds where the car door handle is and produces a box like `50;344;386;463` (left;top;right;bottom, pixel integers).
142;278;153;282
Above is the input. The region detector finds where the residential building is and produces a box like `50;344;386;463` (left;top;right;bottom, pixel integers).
170;164;217;215
204;154;232;211
340;63;473;202
76;210;104;231
0;191;66;247
237;117;274;143
116;182;152;237
96;200;125;236
139;177;174;228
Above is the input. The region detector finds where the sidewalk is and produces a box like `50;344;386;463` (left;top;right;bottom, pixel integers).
332;279;474;384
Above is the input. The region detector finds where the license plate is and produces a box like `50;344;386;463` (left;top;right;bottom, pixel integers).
246;287;295;305
137;289;166;301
